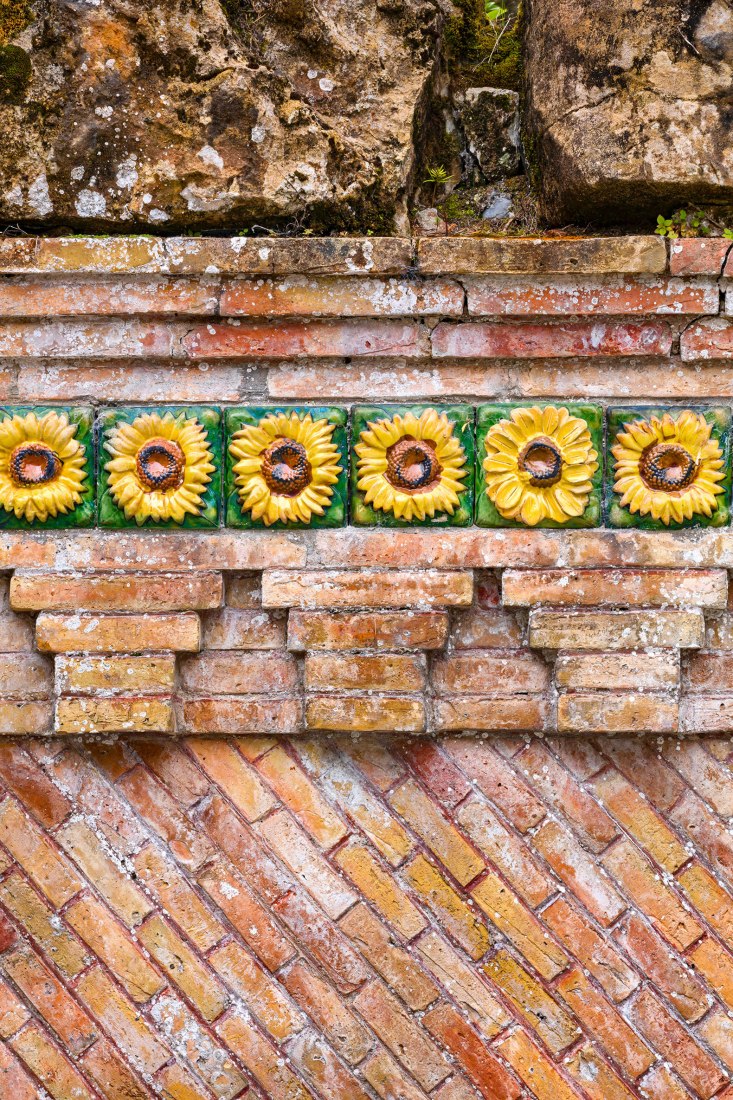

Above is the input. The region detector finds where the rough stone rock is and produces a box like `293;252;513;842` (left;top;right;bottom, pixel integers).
0;0;448;232
525;0;733;224
459;87;520;182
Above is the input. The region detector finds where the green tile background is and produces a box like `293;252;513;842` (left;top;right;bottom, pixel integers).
226;406;348;529
97;406;221;529
475;403;604;529
350;404;475;527
0;406;95;529
606;405;732;529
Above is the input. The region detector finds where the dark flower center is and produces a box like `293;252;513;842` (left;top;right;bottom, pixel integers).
136;438;186;492
519;436;563;487
640;442;697;492
262;438;311;496
386;437;443;494
10;442;62;486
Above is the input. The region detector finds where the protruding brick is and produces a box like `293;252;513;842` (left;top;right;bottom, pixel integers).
503;568;728;608
36;612;201;654
288;609;450;651
555;651;680;691
55;697;174;735
418;235;667;275
11;571;222;612
530;609;704;650
306;696;426;733
670;237;732;275
432;320;672;359
305;654;425;692
221;275;464;317
263;569;473;609
558;692;678;734
681;316;733;360
55;655;176;695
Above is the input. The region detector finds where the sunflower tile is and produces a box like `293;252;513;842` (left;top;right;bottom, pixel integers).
606;406;731;529
97;406;221;529
350;405;474;527
476;403;603;529
0;406;95;529
225;406;348;529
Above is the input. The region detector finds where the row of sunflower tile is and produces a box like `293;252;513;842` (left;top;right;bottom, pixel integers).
0;403;729;530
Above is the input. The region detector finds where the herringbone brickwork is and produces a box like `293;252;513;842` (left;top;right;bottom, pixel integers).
0;733;732;1099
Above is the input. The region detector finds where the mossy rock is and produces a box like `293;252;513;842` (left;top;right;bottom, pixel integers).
0;44;30;103
0;0;32;45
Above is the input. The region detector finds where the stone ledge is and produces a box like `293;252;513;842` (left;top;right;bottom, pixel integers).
0;235;669;277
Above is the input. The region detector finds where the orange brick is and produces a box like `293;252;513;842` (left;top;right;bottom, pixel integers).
0;873;88;978
216;1011;315;1100
273;890;369;995
199;794;292;904
503;568;728;608
79;1038;150;1100
220;274;463;317
287;1029;371;1100
0;978;30;1038
135;740;208;807
11;571;223;612
529;609;704;650
56;818;153;927
0;701;51;734
335;842;425;937
0;742;70;827
417;932;510;1037
56;695;174;734
254;744;347;848
565;1044;637;1100
555;650;680;691
339;903;439;1010
66;895;165;1003
36;611;201;653
432;650;549;694
55;654;176;695
495;1027;583;1100
447;739;546;830
389;779;484;885
559;691;679;733
404;853;491;959
630;987;727;1098
353;981;449;1090
483;950;581;1054
543;897;640;1002
423;1002;521;1100
10;1023;98;1100
433;696;549;732
180;650;298;694
361;1048;427;1100
202;607;286;649
75;967;171;1076
531;819;626;926
450;607;524;649
0;1042;40;1100
556;968;654;1078
615;913;708;1022
639;1064;698;1100
118;765;214;870
518;741;618;851
150;989;246;1099
258;809;356;919
212;942;305;1041
198;859;295;972
139;913;227;1022
670;789;733;882
305;653;425;692
602;839;703;950
281;959;370;1062
662;739;733;816
690;936;733;1009
698;1008;733;1073
2;946;97;1054
182;696;302;734
472;871;569;979
263;569;474;609
185;739;275;822
0;797;81;906
306;695;426;733
676;861;733;945
288;609;449;651
0;653;52;698
593;769;689;871
456;798;554;908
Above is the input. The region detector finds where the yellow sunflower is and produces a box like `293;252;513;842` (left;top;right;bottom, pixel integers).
612;409;725;525
230;411;342;526
355;408;468;522
105;411;215;524
483;405;598;526
0;410;87;523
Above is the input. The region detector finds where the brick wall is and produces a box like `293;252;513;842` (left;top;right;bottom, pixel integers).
0;233;732;1098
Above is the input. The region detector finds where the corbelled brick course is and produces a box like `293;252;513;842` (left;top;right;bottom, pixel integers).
0;235;730;1098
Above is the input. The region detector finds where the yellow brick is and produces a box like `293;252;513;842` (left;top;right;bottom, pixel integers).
56;818;153;927
66;896;165;1003
389;779;484;886
472;872;569;979
254;744;347;848
11;571;223;612
55;655;176;695
484;950;580;1054
0;797;81;907
138;914;228;1022
305;654;425;692
56;696;174;734
334;843;426;938
404;853;491;960
417;931;509;1037
306;696;425;733
529;609;704;650
36;612;200;653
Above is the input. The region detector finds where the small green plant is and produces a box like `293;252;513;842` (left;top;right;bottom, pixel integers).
724;229;733;240
485;1;508;21
424;164;452;203
655;207;733;240
479;0;513;66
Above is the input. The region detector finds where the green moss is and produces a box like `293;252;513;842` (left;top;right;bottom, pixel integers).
439;191;480;221
444;0;524;91
0;43;30;103
0;0;32;45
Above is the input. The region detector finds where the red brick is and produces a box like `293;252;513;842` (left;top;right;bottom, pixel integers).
11;571;222;612
182;696;302;734
353;981;449;1090
0;742;69;827
518;741;618;851
423;1002;520;1099
446;739;546;830
339;903;439;1010
532;819;626;925
670;237;732;274
432;651;549;694
630;987;727;1098
466;275;719;315
615;913;708;1022
681;316;733;359
198;859;295;972
281;959;370;1063
184;318;430;358
2;946;97;1054
288;609;449;651
542;896;639;1002
556;968;654;1078
503;567;728;608
432;319;672;358
117;765;214;870
264;569;473;609
221;274;463;317
273;890;369;995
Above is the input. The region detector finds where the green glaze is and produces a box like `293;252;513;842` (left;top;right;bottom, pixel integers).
0;406;95;529
606;406;732;530
97;406;221;529
475;403;603;529
350;404;475;528
225;406;348;529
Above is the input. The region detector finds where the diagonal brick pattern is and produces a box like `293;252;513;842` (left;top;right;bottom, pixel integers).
0;733;731;1099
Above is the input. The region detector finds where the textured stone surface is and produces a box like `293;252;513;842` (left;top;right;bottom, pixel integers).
0;0;447;232
526;0;733;222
